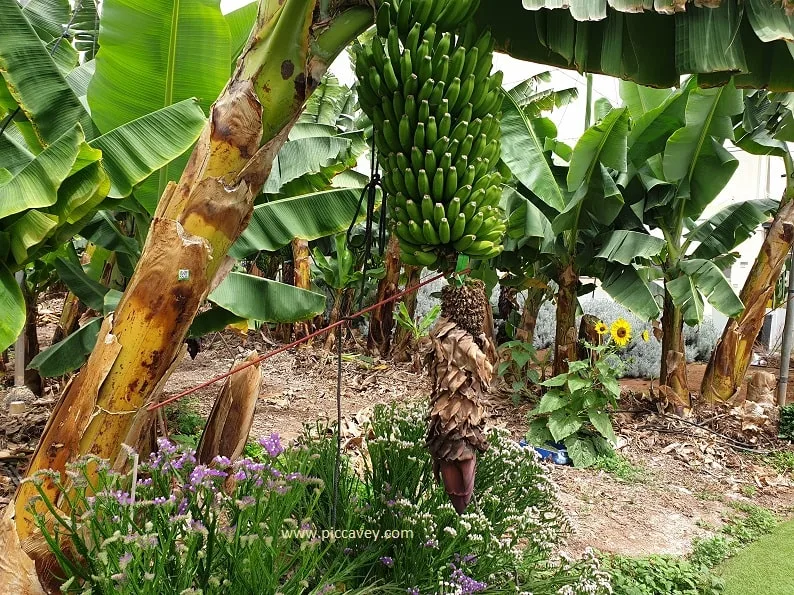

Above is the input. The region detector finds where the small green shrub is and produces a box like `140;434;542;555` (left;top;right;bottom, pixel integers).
688;503;777;568
594;454;646;483
690;536;734;568
497;340;544;404
527;341;623;467
602;554;724;595
767;449;794;474
779;405;794;441
393;302;440;340
164;398;205;447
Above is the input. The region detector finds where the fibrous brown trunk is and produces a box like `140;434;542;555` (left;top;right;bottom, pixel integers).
51;292;83;345
22;292;42;396
702;193;794;403
577;314;601;363
292;238;313;340
275;253;295;342
2;0;372;587
659;288;690;412
427;280;495;514
367;234;401;356
553;263;578;376
196;352;262;464
515;287;544;345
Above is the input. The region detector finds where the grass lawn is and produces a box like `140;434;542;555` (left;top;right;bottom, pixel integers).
717;519;794;594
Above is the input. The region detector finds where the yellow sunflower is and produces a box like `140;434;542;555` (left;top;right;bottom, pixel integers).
610;318;632;347
595;321;609;336
642;329;650;342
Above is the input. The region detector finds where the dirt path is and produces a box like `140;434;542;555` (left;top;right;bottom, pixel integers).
3;328;794;558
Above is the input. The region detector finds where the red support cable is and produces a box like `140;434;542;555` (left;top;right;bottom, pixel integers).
148;269;461;412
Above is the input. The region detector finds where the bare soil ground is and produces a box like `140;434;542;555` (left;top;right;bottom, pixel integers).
2;301;794;558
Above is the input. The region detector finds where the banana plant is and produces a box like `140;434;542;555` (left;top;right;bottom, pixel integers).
702;90;794;403
611;79;768;408
0;0;208;353
501;83;633;375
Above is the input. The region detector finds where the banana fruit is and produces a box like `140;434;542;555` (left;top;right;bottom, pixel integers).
355;0;506;267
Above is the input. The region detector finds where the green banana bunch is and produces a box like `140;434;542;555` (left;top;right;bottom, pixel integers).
355;0;506;269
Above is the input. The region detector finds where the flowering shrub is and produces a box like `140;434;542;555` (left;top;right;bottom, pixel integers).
30;404;611;594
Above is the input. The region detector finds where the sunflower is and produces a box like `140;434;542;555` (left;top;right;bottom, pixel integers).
610;318;632;347
642;329;650;342
595;321;609;336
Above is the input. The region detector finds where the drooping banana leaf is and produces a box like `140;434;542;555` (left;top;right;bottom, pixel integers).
567;107;629;192
88;98;207;198
600;263;662;321
688;199;779;260
88;0;231;212
208;272;326;323
188;306;246;338
501;90;565;211
668;259;744;324
0;261;24;352
53;255;109;311
28;317;103;377
0;124;90;220
595;230;667;265
476;0;794;90
230;188;370;258
0;0;97;144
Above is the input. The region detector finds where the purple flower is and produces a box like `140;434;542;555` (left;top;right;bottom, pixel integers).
380;556;394;568
258;434;284;458
119;552;133;569
407;589;420;595
424;539;437;548
213;455;232;467
450;565;487;594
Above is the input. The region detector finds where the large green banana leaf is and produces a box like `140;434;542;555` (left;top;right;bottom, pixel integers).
209;272;326;323
53;255;109;312
0;124;97;221
262;137;357;194
476;0;794;90
88;0;231;212
299;74;354;127
0;0;96;144
567;107;629;192
230;188;370;258
596;230;666;265
88;98;207;198
600;263;662;321
667;259;744;324
688;199;780;260
500;91;564;211
0;262;24;352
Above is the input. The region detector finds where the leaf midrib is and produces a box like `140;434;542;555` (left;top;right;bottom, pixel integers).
158;0;180;198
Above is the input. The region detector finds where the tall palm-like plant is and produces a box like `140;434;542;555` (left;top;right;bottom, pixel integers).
702;90;794;403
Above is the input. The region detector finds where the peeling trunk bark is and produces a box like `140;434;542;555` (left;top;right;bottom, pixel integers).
3;0;373;587
51;292;83;346
367;234;401;356
577;314;601;363
553;263;578;376
196;352;262;464
292;238;312;341
515;287;544;345
660;287;690;412
703;196;794;403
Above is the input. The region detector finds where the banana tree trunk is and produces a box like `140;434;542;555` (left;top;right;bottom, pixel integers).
3;0;371;586
702;178;794;403
515;286;545;345
292;238;312;340
660;286;690;411
51;291;83;345
553;263;578;376
22;286;42;396
367;234;401;355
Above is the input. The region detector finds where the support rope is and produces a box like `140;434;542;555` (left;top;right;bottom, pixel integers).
147;268;461;412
